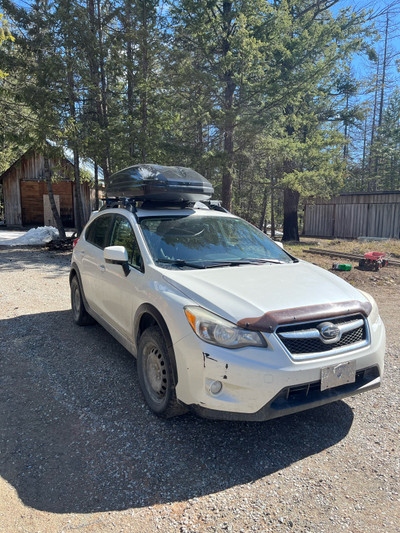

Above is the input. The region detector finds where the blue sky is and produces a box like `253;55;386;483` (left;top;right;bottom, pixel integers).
335;0;400;83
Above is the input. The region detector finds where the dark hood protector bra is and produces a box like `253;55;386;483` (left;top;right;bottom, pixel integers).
237;300;372;333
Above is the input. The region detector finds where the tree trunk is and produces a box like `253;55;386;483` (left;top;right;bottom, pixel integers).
259;184;269;231
361;117;367;188
373;13;389;185
73;145;85;234
222;112;234;211
378;13;389;130
221;0;235;212
44;157;66;239
87;0;103;174
343;93;349;161
270;174;275;239
67;65;85;234
139;0;149;163
124;0;135;159
368;58;380;191
282;188;300;241
94;161;99;210
97;0;111;184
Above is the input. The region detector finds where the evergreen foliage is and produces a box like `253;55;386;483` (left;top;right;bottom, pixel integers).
0;0;398;239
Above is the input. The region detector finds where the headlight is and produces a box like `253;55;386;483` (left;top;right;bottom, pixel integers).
184;306;266;349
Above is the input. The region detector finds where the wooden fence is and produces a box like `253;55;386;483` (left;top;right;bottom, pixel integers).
303;192;400;239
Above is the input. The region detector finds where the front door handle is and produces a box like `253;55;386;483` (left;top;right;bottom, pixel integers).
97;264;106;272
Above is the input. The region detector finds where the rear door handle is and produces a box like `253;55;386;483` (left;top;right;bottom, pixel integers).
97;264;106;272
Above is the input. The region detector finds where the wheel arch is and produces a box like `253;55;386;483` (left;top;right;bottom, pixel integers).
69;262;82;286
134;303;178;385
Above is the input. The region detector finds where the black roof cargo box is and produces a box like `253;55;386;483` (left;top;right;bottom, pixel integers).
107;164;214;203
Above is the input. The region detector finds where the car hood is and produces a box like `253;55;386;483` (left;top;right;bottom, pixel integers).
162;261;367;324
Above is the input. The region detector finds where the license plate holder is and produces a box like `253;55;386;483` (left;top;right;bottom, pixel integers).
321;361;356;391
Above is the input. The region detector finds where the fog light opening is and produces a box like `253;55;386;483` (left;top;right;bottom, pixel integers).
210;380;223;395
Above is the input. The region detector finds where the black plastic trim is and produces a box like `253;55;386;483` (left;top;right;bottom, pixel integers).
189;366;381;422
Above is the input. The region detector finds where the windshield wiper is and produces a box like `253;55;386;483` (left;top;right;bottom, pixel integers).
156;258;206;269
201;258;286;268
156;258;289;269
188;259;272;269
240;258;285;264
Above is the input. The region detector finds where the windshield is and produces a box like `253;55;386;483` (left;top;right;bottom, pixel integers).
140;214;294;269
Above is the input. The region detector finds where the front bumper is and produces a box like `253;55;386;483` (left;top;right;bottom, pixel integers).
173;317;385;421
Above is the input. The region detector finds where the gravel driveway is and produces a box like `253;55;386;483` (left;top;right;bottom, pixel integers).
0;247;399;533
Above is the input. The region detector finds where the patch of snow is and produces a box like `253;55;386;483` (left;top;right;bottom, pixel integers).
0;226;59;246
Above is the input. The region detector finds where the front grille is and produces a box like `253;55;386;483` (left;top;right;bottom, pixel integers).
276;314;368;358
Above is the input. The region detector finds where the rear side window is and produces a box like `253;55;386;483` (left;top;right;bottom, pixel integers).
85;214;113;249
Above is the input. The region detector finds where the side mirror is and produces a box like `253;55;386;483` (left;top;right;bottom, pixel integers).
275;241;284;249
104;246;130;276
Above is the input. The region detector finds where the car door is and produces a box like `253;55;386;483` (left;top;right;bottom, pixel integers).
99;214;145;338
79;213;114;315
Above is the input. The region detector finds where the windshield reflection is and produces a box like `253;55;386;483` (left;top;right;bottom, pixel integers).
140;215;293;269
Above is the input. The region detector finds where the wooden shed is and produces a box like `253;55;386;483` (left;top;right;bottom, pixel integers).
0;144;103;228
303;192;400;239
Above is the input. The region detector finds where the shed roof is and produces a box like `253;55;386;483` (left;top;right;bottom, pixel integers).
46;140;104;183
0;140;104;183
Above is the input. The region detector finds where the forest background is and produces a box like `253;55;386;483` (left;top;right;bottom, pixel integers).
0;0;399;239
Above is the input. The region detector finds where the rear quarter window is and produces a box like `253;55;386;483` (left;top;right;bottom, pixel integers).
85;214;113;249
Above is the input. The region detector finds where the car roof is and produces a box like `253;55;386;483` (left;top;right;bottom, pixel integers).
136;206;234;219
93;204;235;221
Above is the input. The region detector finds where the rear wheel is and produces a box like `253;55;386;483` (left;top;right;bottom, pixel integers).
70;275;95;326
137;326;186;418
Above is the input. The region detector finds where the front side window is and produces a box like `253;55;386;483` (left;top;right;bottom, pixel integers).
110;215;143;270
85;214;113;249
140;214;294;269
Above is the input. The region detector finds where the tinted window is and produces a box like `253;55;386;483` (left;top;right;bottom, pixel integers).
110;215;143;270
85;214;113;249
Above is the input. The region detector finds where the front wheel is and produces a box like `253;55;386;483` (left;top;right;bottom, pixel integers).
137;326;186;418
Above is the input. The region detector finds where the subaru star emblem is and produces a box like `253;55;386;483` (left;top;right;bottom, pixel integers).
317;322;341;344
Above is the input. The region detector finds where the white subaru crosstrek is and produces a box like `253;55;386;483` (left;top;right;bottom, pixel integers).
70;165;385;421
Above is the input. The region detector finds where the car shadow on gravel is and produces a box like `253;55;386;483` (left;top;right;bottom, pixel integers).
0;309;354;514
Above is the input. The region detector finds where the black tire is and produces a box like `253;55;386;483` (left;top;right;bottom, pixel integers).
137;326;186;418
70;275;95;326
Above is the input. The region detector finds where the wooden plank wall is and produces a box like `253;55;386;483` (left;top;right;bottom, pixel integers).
367;204;400;238
304;195;400;239
303;204;335;237
335;204;369;238
2;174;22;226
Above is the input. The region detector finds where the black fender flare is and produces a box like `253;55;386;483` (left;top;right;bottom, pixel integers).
134;303;178;385
69;263;89;307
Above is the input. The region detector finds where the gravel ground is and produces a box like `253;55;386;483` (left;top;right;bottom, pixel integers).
0;246;399;533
